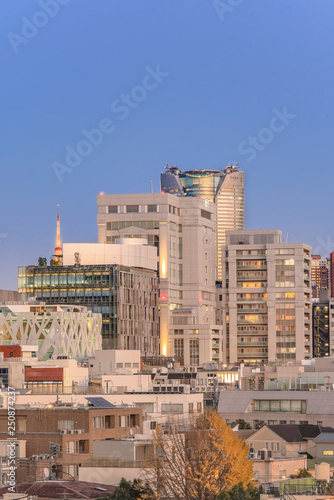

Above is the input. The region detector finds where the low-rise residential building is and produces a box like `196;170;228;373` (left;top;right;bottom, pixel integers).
239;357;334;391
0;403;144;482
0;349;88;391
246;424;334;459
218;390;334;428
313;432;334;459
252;455;307;483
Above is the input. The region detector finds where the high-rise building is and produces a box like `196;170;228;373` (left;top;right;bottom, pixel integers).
97;193;224;366
221;230;312;364
311;255;330;299
312;290;330;357
160;165;245;281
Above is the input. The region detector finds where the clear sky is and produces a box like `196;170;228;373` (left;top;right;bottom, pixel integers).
1;0;334;290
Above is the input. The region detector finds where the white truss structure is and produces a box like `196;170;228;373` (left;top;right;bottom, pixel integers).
0;304;102;361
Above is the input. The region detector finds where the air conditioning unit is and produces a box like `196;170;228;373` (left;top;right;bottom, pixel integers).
39;454;49;460
206;387;213;392
69;429;75;434
201;387;206;392
195;387;201;392
60;429;67;435
31;455;38;460
249;452;256;459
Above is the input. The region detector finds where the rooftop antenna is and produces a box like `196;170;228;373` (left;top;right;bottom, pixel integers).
150;180;153;194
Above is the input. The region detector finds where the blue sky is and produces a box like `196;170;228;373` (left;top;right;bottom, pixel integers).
1;0;334;290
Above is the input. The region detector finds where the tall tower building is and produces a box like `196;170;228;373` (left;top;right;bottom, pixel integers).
97;193;224;366
160;165;245;281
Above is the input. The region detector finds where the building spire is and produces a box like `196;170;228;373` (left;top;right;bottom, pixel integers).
54;204;63;265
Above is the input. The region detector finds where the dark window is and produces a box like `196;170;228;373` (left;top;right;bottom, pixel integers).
126;205;139;213
201;209;211;220
148;205;157;213
108;206;118;213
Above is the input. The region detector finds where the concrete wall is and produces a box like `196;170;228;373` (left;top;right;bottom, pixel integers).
63;242;157;271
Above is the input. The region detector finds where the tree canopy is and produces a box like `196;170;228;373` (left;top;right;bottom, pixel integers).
143;410;254;500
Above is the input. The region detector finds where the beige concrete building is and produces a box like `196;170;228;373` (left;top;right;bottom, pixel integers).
63;239;157;270
218;390;334;427
97;193;223;366
221;230;312;364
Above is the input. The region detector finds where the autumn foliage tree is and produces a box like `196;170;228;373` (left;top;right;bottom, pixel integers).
142;410;254;500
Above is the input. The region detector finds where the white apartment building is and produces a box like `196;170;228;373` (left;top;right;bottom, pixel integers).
221;230;312;364
97;193;224;366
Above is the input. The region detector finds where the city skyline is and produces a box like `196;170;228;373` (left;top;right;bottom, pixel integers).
1;1;334;290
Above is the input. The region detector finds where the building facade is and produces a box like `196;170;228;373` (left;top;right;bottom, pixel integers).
18;264;159;353
160;165;245;281
311;255;330;299
0;303;101;361
221;230;312;364
97;192;224;366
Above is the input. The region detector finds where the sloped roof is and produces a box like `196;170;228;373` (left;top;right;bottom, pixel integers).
313;432;334;443
0;481;116;499
266;424;334;443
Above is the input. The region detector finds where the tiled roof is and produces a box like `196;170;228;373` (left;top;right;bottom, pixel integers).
0;481;116;499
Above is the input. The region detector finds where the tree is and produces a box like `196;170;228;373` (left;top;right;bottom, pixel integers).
254;420;266;430
236;419;252;430
216;482;260;500
143;410;254;500
101;478;154;500
38;257;47;266
290;468;312;479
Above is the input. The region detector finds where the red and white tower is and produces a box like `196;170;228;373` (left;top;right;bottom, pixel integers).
54;204;63;265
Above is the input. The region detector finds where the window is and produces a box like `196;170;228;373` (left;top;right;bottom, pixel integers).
323;450;334;456
161;404;183;415
189;403;194;414
108;205;118;213
93;416;105;429
66;441;79;454
201;209;211;220
147;205;157;212
58;420;74;430
119;415;130;427
126;205;139;213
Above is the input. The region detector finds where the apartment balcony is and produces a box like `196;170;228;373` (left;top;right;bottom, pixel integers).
237;352;267;357
237;297;267;302
237;275;267;281
236;307;267;313
237;341;268;346
238;330;268;335
237;319;268;325
236;265;267;270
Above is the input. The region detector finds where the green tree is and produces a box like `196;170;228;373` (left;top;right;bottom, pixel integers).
254;420;266;430
290;468;312;479
104;478;153;499
143;410;254;500
236;419;252;430
38;257;47;266
216;483;260;500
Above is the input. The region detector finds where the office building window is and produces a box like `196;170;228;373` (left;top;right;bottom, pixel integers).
108;205;118;213
126;205;139;213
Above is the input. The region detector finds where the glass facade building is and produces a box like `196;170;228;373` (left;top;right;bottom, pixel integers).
18;264;159;352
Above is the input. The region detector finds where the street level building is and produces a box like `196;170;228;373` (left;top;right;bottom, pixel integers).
221;230;312;364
